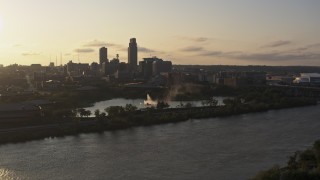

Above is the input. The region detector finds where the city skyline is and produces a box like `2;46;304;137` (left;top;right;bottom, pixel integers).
1;0;320;66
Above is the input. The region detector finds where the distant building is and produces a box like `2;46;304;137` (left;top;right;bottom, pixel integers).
128;38;138;71
140;58;154;78
198;71;214;83
101;62;109;76
213;71;266;87
33;72;46;81
293;73;320;86
49;62;55;68
102;58;121;76
139;57;172;79
67;61;90;76
30;64;42;72
99;47;108;65
266;74;294;85
90;62;100;76
114;70;132;82
153;60;172;76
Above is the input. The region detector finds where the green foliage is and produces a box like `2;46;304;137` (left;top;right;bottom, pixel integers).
299;150;317;170
185;102;193;108
252;140;320;180
202;98;218;107
253;166;281;180
52;109;76;119
105;106;125;117
124;104;138;112
94;109;101;117
156;101;170;109
78;108;91;117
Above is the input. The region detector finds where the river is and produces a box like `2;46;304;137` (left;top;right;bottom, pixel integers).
83;97;226;115
0;105;320;180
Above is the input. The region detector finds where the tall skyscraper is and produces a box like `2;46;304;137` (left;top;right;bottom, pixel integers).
99;47;108;65
128;38;138;71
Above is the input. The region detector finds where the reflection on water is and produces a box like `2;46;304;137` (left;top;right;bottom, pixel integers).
0;168;20;180
84;97;226;116
0;105;319;180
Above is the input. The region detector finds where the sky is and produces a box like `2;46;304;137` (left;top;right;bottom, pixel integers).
0;0;320;66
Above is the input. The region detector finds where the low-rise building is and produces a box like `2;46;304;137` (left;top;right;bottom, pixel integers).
293;73;320;86
139;57;172;79
213;71;266;87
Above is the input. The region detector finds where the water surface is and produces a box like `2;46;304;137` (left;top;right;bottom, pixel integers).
1;105;320;180
84;97;226;115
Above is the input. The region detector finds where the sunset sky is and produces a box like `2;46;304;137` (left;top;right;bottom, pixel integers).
0;0;320;66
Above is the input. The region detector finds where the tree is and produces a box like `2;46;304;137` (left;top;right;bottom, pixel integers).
78;108;87;118
176;102;185;108
298;149;317;170
202;97;218;107
185;102;193;108
105;106;125;117
100;112;106;118
94;109;101;118
83;109;91;117
156;101;170;109
124;104;138;112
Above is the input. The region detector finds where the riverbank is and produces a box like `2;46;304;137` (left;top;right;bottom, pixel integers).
0;96;317;145
252;139;320;180
2;104;320;180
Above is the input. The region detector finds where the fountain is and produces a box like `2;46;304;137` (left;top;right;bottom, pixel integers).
144;94;158;106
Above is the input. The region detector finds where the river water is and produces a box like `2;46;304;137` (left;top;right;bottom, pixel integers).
1;105;320;180
83;97;226;116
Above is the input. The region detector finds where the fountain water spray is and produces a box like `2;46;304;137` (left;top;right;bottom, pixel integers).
144;94;158;106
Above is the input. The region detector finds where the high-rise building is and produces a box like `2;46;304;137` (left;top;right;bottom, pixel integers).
99;47;108;65
128;38;138;71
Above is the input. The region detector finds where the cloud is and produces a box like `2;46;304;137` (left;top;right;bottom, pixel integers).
193;37;209;42
263;40;292;48
74;48;95;53
180;46;204;52
13;44;23;48
118;47;128;52
177;36;210;43
21;52;41;56
293;47;309;52
83;40;107;47
234;52;320;61
196;48;320;62
288;43;320;52
306;43;320;49
200;51;223;56
83;40;125;49
139;46;157;53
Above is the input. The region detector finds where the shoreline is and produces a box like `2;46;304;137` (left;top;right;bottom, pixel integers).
0;102;317;146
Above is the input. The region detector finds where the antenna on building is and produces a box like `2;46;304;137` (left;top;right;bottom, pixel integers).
60;52;62;66
78;49;80;63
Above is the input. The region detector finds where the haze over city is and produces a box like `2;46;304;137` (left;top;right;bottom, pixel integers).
0;0;320;66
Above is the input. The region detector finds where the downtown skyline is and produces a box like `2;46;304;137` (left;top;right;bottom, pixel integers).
0;0;320;66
